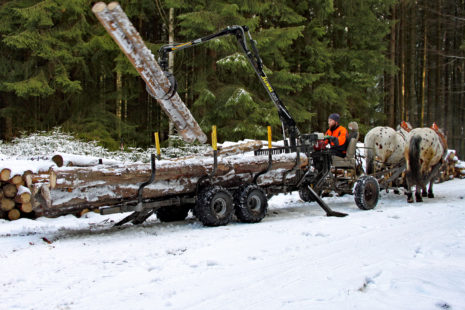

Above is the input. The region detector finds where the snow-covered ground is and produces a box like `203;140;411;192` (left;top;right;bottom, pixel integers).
1;130;464;309
1;178;464;310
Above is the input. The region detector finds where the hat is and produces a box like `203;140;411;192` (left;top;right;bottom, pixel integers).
328;113;340;123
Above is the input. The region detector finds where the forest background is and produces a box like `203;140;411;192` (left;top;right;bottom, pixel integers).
0;0;464;156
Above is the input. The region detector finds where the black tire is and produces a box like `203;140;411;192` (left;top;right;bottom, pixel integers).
156;204;191;222
234;184;268;223
195;186;234;226
354;176;380;210
298;184;320;202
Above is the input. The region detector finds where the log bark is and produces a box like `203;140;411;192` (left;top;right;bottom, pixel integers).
28;170;57;189
213;140;263;156
54;153;307;190
92;2;207;144
51;153;118;168
35;153;307;218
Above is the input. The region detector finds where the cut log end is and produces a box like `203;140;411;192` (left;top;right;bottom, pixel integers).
10;174;24;185
91;2;107;13
1;198;15;212
8;209;21;221
20;202;33;213
1;168;11;182
16;192;32;204
52;154;64;167
3;183;18;198
107;2;120;10
49;170;57;189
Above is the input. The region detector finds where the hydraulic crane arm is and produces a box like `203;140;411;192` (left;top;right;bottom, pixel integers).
158;25;300;148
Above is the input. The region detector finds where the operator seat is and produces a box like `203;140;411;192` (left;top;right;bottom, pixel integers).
332;122;359;169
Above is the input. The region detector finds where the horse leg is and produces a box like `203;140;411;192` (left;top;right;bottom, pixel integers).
405;180;414;203
428;181;434;198
422;186;428;197
406;190;414;203
415;185;423;202
426;160;443;198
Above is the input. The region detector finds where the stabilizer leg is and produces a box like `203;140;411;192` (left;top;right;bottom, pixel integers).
306;186;348;217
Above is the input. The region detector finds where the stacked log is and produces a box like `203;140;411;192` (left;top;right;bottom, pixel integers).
0;173;32;221
1;141;266;220
2;140;463;221
0;165;56;221
438;151;465;182
34;152;308;218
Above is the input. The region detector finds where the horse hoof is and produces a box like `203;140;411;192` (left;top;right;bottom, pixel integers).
428;193;434;198
422;191;427;197
416;197;423;202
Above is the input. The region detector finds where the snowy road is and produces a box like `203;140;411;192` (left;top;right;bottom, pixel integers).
1;179;465;310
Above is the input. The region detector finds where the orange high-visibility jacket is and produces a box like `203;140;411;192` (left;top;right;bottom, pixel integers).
325;125;349;157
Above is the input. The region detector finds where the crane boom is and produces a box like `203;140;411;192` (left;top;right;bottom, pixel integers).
158;25;300;148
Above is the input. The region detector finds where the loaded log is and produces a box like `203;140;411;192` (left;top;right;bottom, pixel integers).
34;153;307;218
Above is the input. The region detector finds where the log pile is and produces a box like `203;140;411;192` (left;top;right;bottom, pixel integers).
2;140;308;220
0;167;55;221
438;151;465;182
36;151;308;218
2;140;464;221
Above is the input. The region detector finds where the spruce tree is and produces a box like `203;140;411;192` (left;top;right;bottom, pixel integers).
165;0;309;142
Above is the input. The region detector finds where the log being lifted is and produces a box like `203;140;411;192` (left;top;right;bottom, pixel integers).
35;153;308;217
92;2;207;144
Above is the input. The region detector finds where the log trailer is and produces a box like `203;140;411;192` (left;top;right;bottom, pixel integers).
92;3;380;227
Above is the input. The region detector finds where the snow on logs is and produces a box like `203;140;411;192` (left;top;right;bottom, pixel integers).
1;145;465;221
0;169;50;221
0;140;267;220
92;2;207;144
35;152;309;218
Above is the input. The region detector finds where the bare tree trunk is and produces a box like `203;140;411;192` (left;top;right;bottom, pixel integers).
168;7;175;146
420;20;427;127
435;0;444;128
400;0;407;122
408;3;417;126
116;70;123;145
388;5;396;128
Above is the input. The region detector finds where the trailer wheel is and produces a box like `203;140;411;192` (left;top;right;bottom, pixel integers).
234;184;267;223
298;184;320;202
195;186;234;226
156;205;191;222
354;176;380;210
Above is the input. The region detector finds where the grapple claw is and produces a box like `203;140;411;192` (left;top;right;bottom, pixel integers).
145;71;177;100
163;71;178;100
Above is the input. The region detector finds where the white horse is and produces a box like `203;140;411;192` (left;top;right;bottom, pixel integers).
404;123;447;203
364;121;412;175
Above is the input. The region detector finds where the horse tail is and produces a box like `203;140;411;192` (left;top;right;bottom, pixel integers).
406;135;422;186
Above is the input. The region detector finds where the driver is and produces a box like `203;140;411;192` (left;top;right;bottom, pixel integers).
324;113;349;158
